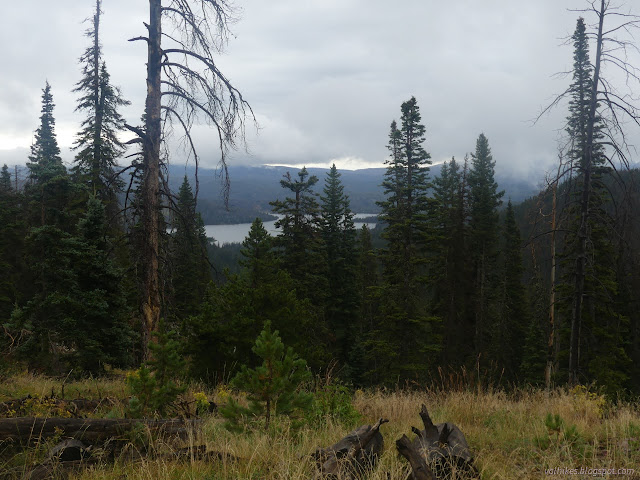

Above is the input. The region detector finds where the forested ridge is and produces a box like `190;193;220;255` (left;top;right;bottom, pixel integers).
3;0;640;403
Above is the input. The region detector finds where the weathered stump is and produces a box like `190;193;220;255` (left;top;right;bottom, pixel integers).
397;405;478;480
312;418;388;479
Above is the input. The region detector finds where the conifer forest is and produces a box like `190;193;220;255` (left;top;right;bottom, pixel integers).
2;2;640;477
3;0;640;396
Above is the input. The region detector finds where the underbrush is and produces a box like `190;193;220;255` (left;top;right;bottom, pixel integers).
0;373;639;479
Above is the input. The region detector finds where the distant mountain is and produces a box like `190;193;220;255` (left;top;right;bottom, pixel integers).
167;164;540;225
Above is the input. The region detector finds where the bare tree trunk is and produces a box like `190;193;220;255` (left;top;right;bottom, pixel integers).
141;0;163;360
546;172;558;390
569;0;604;384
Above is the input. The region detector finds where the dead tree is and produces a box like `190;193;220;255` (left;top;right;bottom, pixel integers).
536;0;640;385
125;0;252;359
397;405;477;480
312;418;388;480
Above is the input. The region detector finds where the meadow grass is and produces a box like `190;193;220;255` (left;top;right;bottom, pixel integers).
1;373;639;479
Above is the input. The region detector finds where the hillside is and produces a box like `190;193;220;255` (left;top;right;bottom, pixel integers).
169;164;539;224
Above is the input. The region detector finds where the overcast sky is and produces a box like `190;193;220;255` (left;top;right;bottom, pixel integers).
1;0;639;183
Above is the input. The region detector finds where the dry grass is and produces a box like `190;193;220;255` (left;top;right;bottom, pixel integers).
1;374;639;479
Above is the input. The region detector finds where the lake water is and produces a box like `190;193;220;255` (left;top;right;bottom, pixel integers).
205;213;378;245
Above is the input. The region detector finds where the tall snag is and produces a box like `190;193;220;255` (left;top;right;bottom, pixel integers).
126;0;252;359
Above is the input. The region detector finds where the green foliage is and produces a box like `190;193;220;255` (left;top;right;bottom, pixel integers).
539;413;584;453
7;196;133;374
307;381;360;427
221;322;313;431
491;200;529;382
127;328;186;417
373;97;439;384
169;176;211;321
270;167;328;306
467;133;504;361
72;0;130;202
430;157;473;367
320;164;359;369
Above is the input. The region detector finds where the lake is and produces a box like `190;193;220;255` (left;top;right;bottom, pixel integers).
205;213;378;245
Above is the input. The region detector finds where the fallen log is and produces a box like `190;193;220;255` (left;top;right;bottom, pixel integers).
396;434;435;480
0;417;200;444
398;405;478;480
312;418;388;479
0;396;115;418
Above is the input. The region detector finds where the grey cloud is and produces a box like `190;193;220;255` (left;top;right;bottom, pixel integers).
2;0;639;183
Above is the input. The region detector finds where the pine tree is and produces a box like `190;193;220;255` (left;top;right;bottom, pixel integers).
467;133;504;360
352;224;379;386
183;221;324;381
374;97;439;384
270;167;328;306
169;176;210;321
221;321;313;431
73;0;130;203
491;200;528;382
557;17;630;392
431;157;473;366
0;165;11;191
27;82;72;229
0;165;26;323
239;218;278;288
9;197;133;373
320;164;359;367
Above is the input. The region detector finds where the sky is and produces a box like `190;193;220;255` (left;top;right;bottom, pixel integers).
1;0;639;184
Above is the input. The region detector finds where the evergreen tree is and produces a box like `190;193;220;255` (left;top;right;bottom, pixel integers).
0;165;11;191
169;176;210;321
9;197;133;373
352;224;379;386
73;0;130;203
430;157;473;367
557;17;630;393
492;200;528;382
467;133;504;360
26;82;73;229
320;164;359;368
239;218;278;288
374;97;439;384
221;321;313;431
183;221;325;381
270;167;328;307
0;165;26;323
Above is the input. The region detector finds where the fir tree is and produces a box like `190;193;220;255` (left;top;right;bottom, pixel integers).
0;165;26;323
467;133;504;360
73;0;130;203
169;176;210;321
270;167;328;307
374;97;439;384
27;82;72;229
492;200;528;382
320;164;359;367
9;197;133;373
430;157;473;366
239;218;278;288
557;17;630;393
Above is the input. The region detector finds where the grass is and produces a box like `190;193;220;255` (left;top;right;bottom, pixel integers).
1;373;639;479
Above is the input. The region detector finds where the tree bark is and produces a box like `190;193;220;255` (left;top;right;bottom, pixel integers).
396;434;435;480
141;0;163;360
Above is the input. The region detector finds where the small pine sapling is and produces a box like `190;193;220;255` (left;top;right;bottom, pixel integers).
127;327;186;417
222;321;313;430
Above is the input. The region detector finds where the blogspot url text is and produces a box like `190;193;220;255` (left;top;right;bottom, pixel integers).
545;467;636;476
